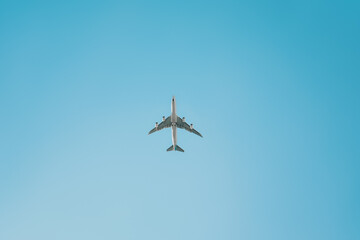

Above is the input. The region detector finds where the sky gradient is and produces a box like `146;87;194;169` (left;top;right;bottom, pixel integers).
0;1;359;239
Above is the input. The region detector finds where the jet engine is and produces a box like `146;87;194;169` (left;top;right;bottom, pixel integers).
182;117;186;122
155;122;158;128
190;124;193;130
162;116;166;121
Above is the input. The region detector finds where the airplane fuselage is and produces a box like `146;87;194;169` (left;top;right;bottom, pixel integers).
171;96;177;148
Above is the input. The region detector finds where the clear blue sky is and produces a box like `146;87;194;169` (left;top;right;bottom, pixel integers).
0;1;359;239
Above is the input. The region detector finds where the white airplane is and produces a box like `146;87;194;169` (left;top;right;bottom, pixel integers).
148;96;203;152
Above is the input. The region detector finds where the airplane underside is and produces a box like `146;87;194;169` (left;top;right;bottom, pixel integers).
148;96;203;152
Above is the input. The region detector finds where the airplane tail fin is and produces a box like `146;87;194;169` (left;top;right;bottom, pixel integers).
166;145;184;152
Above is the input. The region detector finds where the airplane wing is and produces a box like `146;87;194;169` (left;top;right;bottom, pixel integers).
176;117;203;137
148;116;171;135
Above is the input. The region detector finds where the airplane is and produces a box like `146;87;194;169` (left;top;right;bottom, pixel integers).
148;96;203;152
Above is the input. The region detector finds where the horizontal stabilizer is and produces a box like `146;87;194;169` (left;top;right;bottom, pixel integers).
166;145;184;152
175;145;184;152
